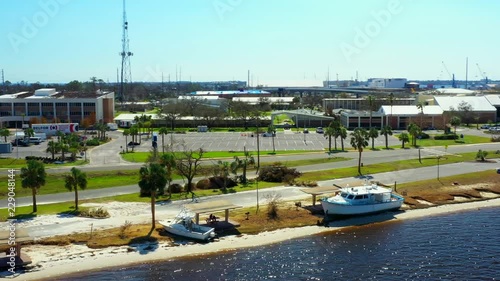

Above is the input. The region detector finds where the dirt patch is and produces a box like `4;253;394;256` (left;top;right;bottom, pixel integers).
400;175;500;208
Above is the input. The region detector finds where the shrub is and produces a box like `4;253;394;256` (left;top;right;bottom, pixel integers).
196;179;211;190
433;134;458;140
184;183;196;192
119;220;132;239
86;138;100;146
79;207;110;219
258;164;301;183
265;192;283;220
491;136;500;142
168;183;183;194
418;132;430;139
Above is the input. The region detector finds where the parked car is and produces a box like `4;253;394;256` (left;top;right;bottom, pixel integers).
480;124;490;129
262;132;275;137
11;139;29;147
128;141;140;147
497;168;500;174
316;127;324;134
303;129;309;134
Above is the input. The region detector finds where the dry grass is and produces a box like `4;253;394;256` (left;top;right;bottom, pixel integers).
398;171;500;208
37;223;174;249
224;202;321;234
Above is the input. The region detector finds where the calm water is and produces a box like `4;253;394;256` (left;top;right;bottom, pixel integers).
57;208;499;281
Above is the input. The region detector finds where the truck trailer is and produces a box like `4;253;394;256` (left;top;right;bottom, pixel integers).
31;123;79;136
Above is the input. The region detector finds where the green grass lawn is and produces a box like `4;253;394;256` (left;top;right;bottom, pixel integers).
0;170;142;199
121;150;325;163
392;134;492;148
0;158;87;169
297;150;498;182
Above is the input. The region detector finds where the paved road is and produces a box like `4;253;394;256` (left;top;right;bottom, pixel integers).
5;159;499;238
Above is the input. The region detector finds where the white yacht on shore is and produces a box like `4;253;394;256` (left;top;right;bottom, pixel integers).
321;183;404;216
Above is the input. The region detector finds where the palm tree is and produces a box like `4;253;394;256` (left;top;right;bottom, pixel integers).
398;132;410;148
158;127;169;153
123;129;130;153
476;149;488;162
380;125;393;149
0;128;10;142
64;167;87;211
324;125;335;152
46;140;59;160
416;101;425;128
138;163;168;230
231;148;255;184
339;126;347;151
368;127;379;149
450;116;461;135
20;160;46;213
159;153;176;199
24;128;35;138
350;128;369;175
218;160;231;191
407;123;421;147
129;126;139;151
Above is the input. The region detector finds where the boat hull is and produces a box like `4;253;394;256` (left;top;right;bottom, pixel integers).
159;220;215;241
321;199;403;216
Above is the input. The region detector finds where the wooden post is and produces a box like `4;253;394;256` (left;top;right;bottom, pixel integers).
224;209;229;222
195;213;200;225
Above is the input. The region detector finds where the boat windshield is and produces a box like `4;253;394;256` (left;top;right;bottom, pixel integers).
347;195;354;200
340;192;348;198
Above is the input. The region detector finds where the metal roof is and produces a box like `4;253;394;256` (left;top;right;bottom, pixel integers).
301;186;340;195
184;199;242;214
434;96;497;112
380;105;443;115
484;94;500;106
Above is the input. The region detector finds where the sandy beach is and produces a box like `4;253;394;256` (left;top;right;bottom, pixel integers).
4;197;499;280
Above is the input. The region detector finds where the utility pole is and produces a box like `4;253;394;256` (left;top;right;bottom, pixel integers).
465;57;468;89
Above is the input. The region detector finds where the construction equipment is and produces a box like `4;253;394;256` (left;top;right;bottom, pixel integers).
441;61;456;88
476;63;488;84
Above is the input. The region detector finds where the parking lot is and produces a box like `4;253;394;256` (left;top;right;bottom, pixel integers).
137;130;402;153
2;127;495;161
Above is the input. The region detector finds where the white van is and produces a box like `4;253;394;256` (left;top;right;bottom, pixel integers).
28;137;42;144
34;133;47;141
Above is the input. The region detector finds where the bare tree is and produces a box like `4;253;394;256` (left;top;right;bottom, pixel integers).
174;145;205;194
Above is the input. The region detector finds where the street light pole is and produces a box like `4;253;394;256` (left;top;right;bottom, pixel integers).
437;156;441;180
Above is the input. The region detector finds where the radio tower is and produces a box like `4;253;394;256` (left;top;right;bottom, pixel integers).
119;0;133;102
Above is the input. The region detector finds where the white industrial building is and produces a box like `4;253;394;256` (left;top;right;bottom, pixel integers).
367;78;407;88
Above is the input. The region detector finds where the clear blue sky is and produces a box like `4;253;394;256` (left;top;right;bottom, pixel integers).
1;0;498;86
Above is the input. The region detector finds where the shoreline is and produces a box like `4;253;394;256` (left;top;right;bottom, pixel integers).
7;198;500;281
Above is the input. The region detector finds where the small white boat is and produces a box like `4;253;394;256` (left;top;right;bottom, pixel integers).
321;183;404;216
159;209;216;241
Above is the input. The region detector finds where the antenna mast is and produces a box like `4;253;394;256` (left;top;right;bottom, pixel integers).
119;0;133;102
